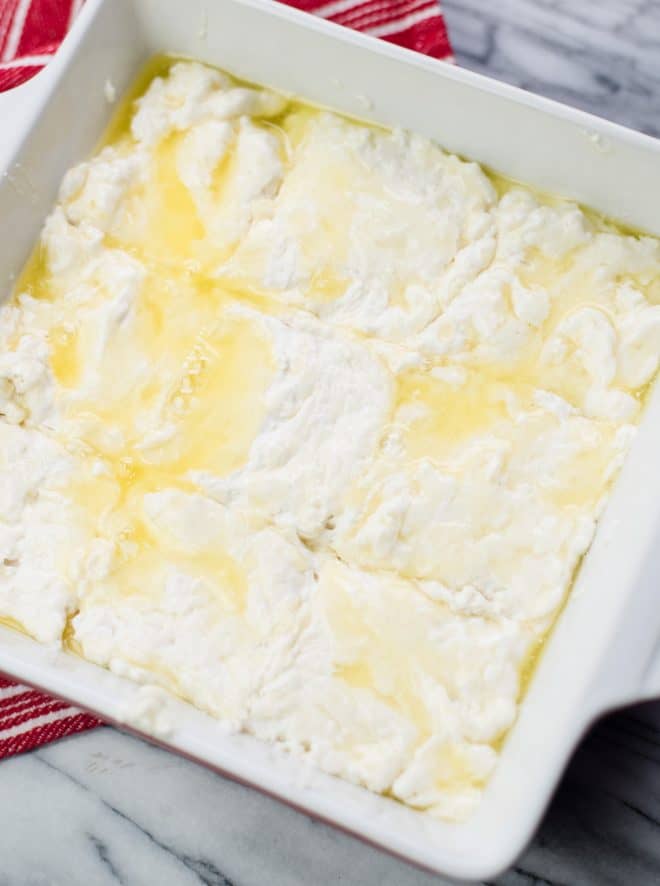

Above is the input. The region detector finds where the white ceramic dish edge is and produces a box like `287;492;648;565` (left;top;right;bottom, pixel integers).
1;0;660;879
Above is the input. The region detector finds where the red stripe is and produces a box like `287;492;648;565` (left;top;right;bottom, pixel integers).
0;61;43;89
16;0;72;57
0;711;101;757
0;687;43;710
333;0;437;33
281;0;332;11
331;0;437;33
0;0;20;58
0;697;72;732
0;689;56;718
381;13;451;59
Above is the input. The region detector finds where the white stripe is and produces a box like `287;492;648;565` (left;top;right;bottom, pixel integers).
332;0;434;32
0;52;53;69
0;705;80;741
313;0;370;19
314;0;422;22
0;684;30;702
1;0;33;62
365;5;439;37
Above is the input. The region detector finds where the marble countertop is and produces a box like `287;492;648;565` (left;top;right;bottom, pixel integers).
3;2;660;884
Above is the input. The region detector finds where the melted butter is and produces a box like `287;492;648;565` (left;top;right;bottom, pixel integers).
489;168;660;315
12;60;280;613
103;536;248;614
0;613;32;638
396;369;518;462
41;255;275;475
434;743;488;791
324;563;483;742
265;117;356;302
62;610;82;654
13;241;51;302
59;307;268;618
516;247;624;358
145;133;206;262
105;132;210;271
328;580;433;740
397;360;619;513
100;56;176;148
49;324;81;387
152;314;274;476
546;433;617;510
60;310;272;568
241;105;412;308
514;540;590;717
307;269;350;304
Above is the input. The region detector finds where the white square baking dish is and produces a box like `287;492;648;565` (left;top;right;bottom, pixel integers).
1;0;660;879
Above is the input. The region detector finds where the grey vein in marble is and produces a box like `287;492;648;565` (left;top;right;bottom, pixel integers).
443;0;660;137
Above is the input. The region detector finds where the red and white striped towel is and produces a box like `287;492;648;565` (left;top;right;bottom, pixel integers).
0;0;452;91
0;0;452;758
0;674;100;756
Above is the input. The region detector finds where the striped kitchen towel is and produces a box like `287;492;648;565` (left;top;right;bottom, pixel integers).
0;0;452;92
0;0;452;758
0;673;100;756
